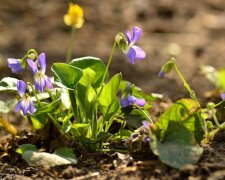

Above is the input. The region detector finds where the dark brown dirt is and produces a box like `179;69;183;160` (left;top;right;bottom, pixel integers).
0;0;225;179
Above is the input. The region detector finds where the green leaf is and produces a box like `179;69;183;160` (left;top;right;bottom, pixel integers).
0;77;18;92
100;98;120;122
150;121;203;169
30;114;47;130
16;144;38;155
62;118;72;133
113;130;132;140
0;99;17;113
99;73;122;107
122;108;149;128
156;98;204;142
70;123;89;137
70;56;106;88
95;132;111;143
34;98;61;115
51;63;83;89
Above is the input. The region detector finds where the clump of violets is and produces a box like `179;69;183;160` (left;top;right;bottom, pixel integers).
63;3;84;28
120;95;146;108
116;26;146;64
15;80;35;116
7;58;24;73
27;53;53;92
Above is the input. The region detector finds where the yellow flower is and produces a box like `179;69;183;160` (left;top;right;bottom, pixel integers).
64;3;84;28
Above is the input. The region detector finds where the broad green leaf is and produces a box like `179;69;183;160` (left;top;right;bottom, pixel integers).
62;118;72;133
0;99;17;113
16;144;38;154
94;132;111;143
121;108;149;128
112;130;132;140
219;69;225;91
100;98;120;122
84;85;97;122
0;77;18;92
30;114;47;130
150;121;203;169
156;98;204;142
79;68;96;87
34;98;61;115
51;63;83;89
99;73;122;107
70;56;106;87
54;147;77;163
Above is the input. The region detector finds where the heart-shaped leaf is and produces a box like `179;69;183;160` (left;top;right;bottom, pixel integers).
51;63;83;90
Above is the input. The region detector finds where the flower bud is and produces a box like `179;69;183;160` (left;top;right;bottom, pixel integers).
158;57;175;78
115;32;127;52
206;102;215;109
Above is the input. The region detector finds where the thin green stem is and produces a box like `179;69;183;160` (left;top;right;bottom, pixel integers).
68;90;79;123
27;82;40;104
173;64;201;107
135;105;153;124
100;40;117;88
66;26;76;63
212;109;222;129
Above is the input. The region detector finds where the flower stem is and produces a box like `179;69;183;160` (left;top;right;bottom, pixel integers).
66;26;76;63
135;105;153;124
212;109;222;129
101;40;117;86
27;82;40;104
68;89;79;123
173;63;201;107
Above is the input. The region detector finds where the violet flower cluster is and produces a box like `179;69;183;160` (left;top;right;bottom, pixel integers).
8;52;53;116
120;95;146;108
27;53;53;92
15;80;35;116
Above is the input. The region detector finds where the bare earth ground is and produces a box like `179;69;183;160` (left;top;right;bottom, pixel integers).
0;0;225;179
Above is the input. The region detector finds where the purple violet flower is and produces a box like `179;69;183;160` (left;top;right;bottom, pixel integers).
15;80;35;116
124;27;146;64
7;58;23;73
27;53;53;92
120;95;146;108
142;121;150;130
221;93;225;100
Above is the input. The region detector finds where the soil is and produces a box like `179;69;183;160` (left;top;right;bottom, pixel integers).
0;0;225;179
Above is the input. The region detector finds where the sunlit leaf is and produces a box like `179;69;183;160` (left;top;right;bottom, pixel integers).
51;63;83;90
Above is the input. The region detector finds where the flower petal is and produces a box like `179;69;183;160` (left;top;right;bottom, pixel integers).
142;121;150;130
132;26;142;43
17;80;26;97
127;96;137;105
27;59;38;74
135;98;146;107
125;30;132;44
45;77;53;89
126;48;136;64
120;98;129;107
15;101;22;112
7;58;23;73
38;53;46;73
28;101;35;114
221;93;225;100
132;45;146;60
